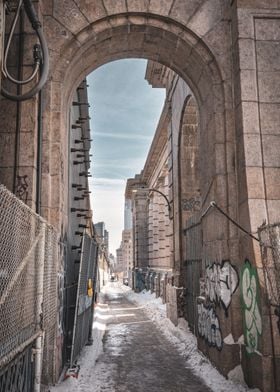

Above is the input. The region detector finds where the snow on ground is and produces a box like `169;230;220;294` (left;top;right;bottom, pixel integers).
124;286;260;392
50;283;260;392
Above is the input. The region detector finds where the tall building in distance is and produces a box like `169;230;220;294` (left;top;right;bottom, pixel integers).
116;230;133;280
116;199;133;280
94;222;109;256
124;199;132;230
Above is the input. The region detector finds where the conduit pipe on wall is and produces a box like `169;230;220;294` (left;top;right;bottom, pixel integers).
12;4;24;194
36;88;43;213
1;0;49;101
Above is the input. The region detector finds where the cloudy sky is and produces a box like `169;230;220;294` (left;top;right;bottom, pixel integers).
87;59;165;255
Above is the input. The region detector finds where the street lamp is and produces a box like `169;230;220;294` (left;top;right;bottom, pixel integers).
132;187;172;219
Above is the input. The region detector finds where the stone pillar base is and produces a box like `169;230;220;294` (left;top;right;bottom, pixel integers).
166;284;185;326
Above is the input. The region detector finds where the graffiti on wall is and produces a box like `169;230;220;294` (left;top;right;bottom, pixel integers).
197;303;223;350
205;260;239;316
15;175;29;203
241;259;262;354
182;197;201;211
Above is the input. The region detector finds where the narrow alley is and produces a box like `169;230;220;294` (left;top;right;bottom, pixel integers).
51;284;251;392
92;287;211;392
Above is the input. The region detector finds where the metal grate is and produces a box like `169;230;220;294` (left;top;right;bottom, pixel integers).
0;344;34;392
258;223;280;307
0;184;58;387
70;234;98;366
184;212;202;333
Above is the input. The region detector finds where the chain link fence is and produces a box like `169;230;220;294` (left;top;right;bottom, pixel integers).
41;226;59;385
0;184;58;388
258;223;280;308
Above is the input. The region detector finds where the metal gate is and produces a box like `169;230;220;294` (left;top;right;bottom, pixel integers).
70;234;98;366
184;212;202;333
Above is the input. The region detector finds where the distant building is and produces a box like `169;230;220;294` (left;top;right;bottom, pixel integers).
109;253;116;271
116;229;133;280
124;199;132;230
94;222;109;256
116;247;124;272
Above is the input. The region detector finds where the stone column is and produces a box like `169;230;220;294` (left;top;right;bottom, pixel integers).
232;3;280;390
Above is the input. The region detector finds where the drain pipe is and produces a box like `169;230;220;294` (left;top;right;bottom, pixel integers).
12;6;25;193
36;88;43;214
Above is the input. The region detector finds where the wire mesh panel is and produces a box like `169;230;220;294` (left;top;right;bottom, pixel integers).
0;185;44;367
184;212;202;333
70;234;97;366
0;344;34;392
258;223;280;307
0;184;59;388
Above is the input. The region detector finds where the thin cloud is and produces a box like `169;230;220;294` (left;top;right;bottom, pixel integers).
93;158;144;168
93;131;152;141
87;59;166;254
91;166;134;179
91;177;126;187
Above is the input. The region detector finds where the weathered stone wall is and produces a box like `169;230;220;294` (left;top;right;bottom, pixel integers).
147;158;171;270
132;189;149;269
231;3;280;390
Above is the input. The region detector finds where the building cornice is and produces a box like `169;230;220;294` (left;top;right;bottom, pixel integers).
141;100;171;184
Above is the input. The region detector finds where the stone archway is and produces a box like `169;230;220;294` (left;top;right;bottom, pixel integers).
44;10;232;243
40;1;238;382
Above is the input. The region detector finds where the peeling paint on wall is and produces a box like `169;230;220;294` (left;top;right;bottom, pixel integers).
241;260;262;354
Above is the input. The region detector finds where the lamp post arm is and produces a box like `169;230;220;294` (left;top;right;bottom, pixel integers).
149;188;171;215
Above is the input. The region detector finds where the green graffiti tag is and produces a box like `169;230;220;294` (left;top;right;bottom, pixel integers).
241;260;262;354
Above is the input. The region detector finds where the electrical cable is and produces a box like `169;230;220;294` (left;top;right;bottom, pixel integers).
2;0;39;85
184;200;260;243
210;201;260;242
1;0;49;101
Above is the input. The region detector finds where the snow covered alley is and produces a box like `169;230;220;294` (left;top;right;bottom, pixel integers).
50;284;258;392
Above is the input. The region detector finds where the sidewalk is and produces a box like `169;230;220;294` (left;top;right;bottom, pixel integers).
50;283;257;392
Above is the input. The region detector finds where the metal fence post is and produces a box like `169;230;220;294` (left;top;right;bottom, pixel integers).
34;223;46;392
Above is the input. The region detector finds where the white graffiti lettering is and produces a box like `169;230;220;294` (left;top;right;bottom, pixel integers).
197;303;223;350
205;260;239;315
